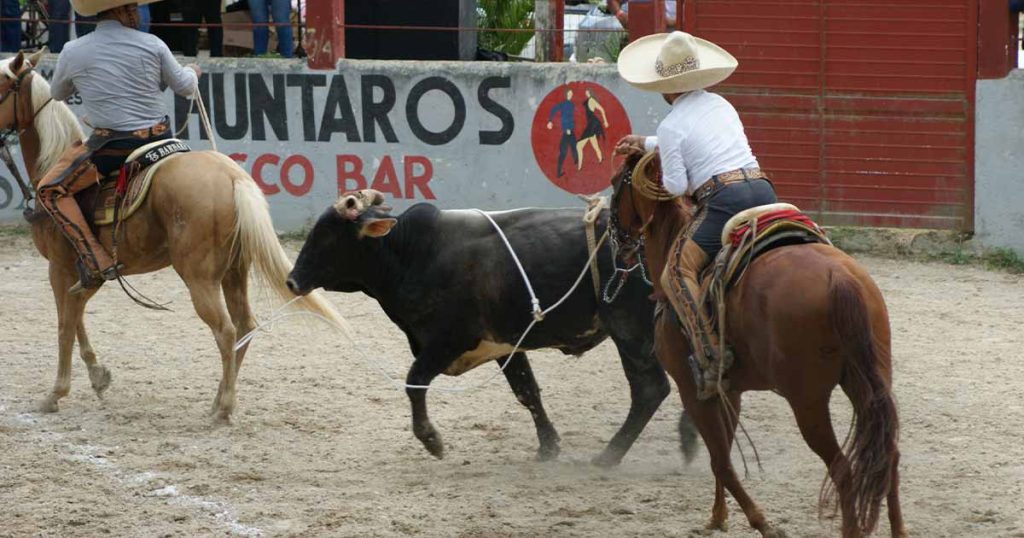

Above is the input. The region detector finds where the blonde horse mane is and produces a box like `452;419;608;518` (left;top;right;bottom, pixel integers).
0;58;85;177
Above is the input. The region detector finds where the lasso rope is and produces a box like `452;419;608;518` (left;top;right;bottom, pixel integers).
235;207;608;393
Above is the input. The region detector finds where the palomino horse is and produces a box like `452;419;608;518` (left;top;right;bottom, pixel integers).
609;154;905;538
0;51;342;422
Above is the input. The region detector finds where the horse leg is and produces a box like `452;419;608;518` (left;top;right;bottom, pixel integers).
789;394;861;537
219;264;256;413
654;315;780;537
183;278;238;423
887;449;907;537
406;355;448;458
76;318;111;397
40;265;88;412
499;352;561;461
592;339;670;467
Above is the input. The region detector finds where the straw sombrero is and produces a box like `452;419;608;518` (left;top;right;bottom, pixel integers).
72;0;164;17
618;31;737;94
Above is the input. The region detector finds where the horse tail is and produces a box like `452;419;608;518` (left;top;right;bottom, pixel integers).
222;154;345;329
827;270;898;535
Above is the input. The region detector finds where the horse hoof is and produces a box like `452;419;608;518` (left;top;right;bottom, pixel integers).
762;527;788;538
536;443;561;462
38;398;59;413
89;365;112;396
705;518;728;532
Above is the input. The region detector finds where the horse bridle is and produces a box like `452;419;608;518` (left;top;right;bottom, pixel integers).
603;159;657;302
0;62;54;220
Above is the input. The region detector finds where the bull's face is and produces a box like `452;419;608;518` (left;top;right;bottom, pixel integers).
286;189;398;296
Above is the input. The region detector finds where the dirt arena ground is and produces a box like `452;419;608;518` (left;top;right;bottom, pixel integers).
1;232;1022;537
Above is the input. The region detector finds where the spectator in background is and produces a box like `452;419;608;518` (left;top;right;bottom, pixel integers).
139;4;151;33
249;0;293;57
49;0;71;52
0;0;21;52
183;0;223;56
607;0;678;31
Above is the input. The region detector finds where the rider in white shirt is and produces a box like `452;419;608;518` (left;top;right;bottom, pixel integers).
615;31;777;399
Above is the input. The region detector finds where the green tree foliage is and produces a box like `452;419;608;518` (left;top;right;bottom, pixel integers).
477;0;535;55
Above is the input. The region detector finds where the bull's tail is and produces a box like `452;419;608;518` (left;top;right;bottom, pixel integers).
826;270;899;535
221;154;345;329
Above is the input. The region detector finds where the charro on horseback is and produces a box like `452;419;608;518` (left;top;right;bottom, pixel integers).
613;31;781;399
34;0;200;293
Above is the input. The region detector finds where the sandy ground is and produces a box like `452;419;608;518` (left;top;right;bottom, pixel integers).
1;233;1023;538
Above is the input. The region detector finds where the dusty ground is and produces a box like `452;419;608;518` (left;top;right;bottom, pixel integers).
1;233;1023;537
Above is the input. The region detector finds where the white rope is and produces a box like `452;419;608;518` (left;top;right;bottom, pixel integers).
193;81;218;152
234;209;608;393
473;209;544;321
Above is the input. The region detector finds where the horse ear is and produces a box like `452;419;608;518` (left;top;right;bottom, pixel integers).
9;51;24;72
28;47;46;67
359;217;397;238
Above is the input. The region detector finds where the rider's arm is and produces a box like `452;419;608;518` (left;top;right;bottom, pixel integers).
656;123;688;196
157;41;199;97
50;50;76;101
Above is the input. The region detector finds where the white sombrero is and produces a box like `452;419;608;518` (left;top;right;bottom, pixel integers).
618;31;738;94
72;0;164;17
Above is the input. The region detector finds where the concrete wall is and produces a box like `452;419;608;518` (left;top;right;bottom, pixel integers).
975;71;1024;255
0;56;670;231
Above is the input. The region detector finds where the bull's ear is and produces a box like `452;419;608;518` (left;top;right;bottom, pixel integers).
359;217;397;238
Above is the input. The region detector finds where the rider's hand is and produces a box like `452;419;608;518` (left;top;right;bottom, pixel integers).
186;63;202;78
615;134;646;156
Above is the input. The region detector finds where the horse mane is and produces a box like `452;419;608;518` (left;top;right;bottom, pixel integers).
28;74;84;177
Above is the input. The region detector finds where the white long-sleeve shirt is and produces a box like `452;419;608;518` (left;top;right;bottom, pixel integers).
51;20;198;131
642;90;758;196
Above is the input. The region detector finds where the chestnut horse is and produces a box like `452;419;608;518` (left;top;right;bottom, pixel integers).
609;154;905;537
0;51;342;422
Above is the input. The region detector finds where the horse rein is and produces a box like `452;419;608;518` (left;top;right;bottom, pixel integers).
603;158;659;302
0;62;55;220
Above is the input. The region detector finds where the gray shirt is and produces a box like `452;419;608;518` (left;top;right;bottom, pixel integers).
51;20;198;131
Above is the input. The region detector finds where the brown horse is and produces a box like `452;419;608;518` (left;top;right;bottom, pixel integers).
609;153;905;538
0;51;342;422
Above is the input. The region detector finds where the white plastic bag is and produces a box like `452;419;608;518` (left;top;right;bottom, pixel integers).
574;6;626;63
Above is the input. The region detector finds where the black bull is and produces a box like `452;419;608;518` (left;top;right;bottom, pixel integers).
287;201;695;465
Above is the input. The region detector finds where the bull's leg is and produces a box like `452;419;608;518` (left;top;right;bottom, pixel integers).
592;339;671;467
406;357;447;459
77;318;111;397
499;353;561;461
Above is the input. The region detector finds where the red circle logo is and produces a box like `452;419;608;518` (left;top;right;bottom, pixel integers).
530;82;632;195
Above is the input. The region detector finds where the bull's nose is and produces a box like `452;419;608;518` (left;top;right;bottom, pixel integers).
286;277;302;295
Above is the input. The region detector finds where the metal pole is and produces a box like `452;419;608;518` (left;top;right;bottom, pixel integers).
294;0;306;57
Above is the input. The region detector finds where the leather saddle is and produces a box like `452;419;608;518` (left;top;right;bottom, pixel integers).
75;139;190;231
700;202;830;306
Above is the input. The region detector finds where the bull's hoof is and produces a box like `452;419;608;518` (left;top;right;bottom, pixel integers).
418;433;444;459
88;365;112;396
38;397;59;413
590;449;624;468
536;443;561;462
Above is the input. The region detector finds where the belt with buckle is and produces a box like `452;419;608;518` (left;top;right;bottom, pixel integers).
691;167;768;205
91;117;170;140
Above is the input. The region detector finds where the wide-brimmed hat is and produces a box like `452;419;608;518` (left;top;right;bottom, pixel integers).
618;31;737;94
72;0;164;17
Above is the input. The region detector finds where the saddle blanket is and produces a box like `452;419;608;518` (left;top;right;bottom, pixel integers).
90;139;190;227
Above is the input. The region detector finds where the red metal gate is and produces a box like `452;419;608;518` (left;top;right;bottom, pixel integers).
683;0;977;229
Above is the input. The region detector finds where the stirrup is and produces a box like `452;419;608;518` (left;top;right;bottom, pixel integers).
69;260;122;295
